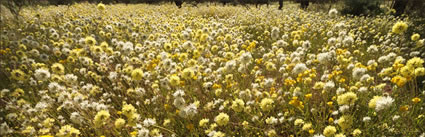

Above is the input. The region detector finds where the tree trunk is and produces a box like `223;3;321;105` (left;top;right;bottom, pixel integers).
393;0;407;16
174;0;182;8
278;0;283;10
300;0;309;9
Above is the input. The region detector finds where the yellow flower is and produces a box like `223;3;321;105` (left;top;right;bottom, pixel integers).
42;118;55;128
85;36;96;45
352;129;362;136
335;133;346;137
412;97;421;104
56;125;80;137
213;131;225;137
327;101;333;107
214;113;229;126
305;93;312;100
323;125;337;137
294;119;304;126
399;105;409;112
130;131;138;137
164;43;173;51
11;69;26;81
51;63;65;74
400;66;414;77
100;41;109;49
411;33;420;41
115;118;126;129
338;115;353;130
267;129;277;137
122;104;137;118
415;67;425;76
163;119;171;126
337;92;358;105
260;98;274;111
369;96;382;109
182;68;195;79
131;68;144;81
328;118;334;123
265;62;276;71
231;98;245;112
185;124;194;131
94;110;110;126
97;3;106;10
289;97;304;109
407;57;424;68
308;129;315;134
242;121;249;128
169;75;180;86
392;21;408;34
391;75;407;87
302;123;312;131
199;119;209;127
21;126;34;134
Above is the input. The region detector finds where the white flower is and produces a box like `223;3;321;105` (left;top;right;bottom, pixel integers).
419;132;425;137
375;96;394;112
332;110;339;115
358;87;368;93
34;68;51;81
352;68;367;80
324;81;335;91
264;78;274;87
64;74;78;84
367;45;378;53
137;128;150;137
336;87;345;95
143;118;156;127
313;134;325;137
292;63;308;75
360;74;370;83
180;103;198;118
173;97;186;109
317;52;331;64
363;117;371;122
265;116;278;125
329;8;338;17
70;112;83;125
173;90;185;97
276;40;288;47
240;52;252;64
339;105;350;113
0;122;12;135
48;82;62;93
271;27;280;40
392;115;400;121
343;36;354;46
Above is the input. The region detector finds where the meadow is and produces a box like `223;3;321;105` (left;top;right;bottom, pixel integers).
0;2;424;137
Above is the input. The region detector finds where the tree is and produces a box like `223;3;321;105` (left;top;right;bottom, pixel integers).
392;0;407;16
174;0;182;8
278;0;283;10
299;0;309;9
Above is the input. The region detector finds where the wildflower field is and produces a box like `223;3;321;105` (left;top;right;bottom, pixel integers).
1;2;425;137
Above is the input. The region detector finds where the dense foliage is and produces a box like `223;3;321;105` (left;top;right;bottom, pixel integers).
340;0;382;16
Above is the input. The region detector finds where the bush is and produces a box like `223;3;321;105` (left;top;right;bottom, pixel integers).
341;0;383;16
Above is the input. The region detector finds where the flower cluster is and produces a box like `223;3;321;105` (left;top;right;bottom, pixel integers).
1;2;425;137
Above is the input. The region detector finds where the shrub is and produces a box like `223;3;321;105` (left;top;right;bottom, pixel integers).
341;0;383;16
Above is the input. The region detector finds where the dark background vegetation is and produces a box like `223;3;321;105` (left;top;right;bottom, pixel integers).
1;0;424;17
1;0;424;33
2;0;423;34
